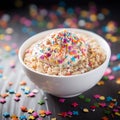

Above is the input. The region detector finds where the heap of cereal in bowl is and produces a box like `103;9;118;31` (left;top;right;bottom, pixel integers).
23;29;106;76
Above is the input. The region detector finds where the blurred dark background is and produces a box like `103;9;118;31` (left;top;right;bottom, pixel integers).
0;0;119;10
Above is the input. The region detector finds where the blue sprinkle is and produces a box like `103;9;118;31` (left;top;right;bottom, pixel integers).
19;115;27;120
71;57;76;62
21;27;28;33
10;50;16;56
24;90;30;94
117;53;120;60
67;8;74;14
102;26;108;32
112;66;120;71
8;89;15;94
106;96;113;102
0;65;4;69
73;111;79;115
31;20;38;26
0;74;3;78
3;112;10;118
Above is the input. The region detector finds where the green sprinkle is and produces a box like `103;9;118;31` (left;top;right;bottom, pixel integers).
78;95;85;99
94;102;99;107
38;99;45;105
85;98;91;103
103;109;111;115
102;76;108;81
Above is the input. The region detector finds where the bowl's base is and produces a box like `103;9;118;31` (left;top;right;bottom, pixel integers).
51;92;82;98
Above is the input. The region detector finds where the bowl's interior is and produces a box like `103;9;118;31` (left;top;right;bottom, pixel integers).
18;28;111;78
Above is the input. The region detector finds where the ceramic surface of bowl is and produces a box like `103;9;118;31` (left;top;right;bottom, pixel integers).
19;28;111;98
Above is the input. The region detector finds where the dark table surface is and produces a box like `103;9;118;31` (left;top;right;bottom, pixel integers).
0;0;120;120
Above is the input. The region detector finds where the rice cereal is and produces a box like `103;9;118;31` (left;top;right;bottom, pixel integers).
23;29;106;76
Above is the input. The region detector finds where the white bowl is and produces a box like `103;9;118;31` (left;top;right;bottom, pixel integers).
18;28;111;98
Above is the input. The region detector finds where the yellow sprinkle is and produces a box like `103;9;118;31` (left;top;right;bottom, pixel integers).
116;78;120;84
4;45;11;51
105;33;112;39
81;10;88;18
90;14;97;22
28;115;35;120
115;112;120;116
99;96;105;100
97;80;104;86
110;36;118;42
0;34;5;40
51;118;57;120
83;108;89;112
117;91;120;94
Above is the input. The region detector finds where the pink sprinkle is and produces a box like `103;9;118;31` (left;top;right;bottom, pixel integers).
24;19;32;27
111;55;117;61
0;98;6;104
104;67;112;76
99;102;106;107
108;75;115;80
45;111;52;115
46;53;51;57
71;102;79;107
93;94;101;99
14;96;20;102
32;112;39;118
59;98;65;103
67;111;73;116
113;109;119;112
11;43;18;49
58;60;63;64
40;55;44;60
5;35;12;41
28;92;35;97
68;46;72;50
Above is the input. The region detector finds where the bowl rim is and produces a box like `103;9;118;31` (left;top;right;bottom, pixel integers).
18;28;111;78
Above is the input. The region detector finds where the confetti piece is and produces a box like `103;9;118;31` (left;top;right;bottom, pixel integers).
106;96;113;102
97;80;105;86
59;98;65;103
116;77;120;84
32;112;39;118
20;106;27;112
20;80;27;86
101;116;109;120
5;27;14;34
71;102;79;107
3;112;10;118
85;98;91;103
99;96;105;100
51;118;57;120
45;111;52;115
0;93;9;98
27;109;34;114
28;92;35;97
19;115;27;120
72;111;79;115
11;115;18;120
104;67;112;76
99;102;107;107
0;98;6;104
28;115;35;120
14;96;20;102
78;94;85;99
15;92;21;97
103;109;111;115
83;108;89;113
8;89;15;94
32;89;39;93
38;99;45;105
